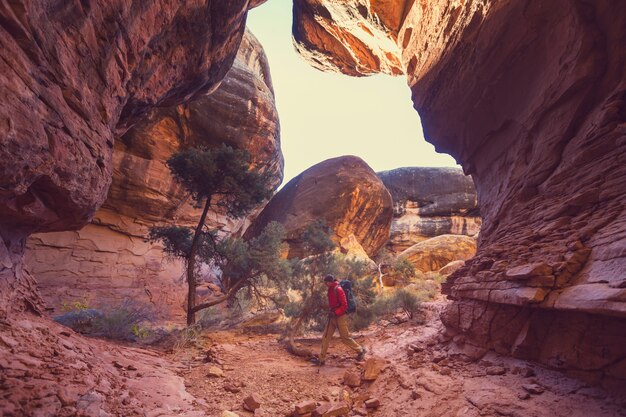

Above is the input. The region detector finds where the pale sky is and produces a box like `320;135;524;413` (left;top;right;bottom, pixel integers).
247;2;458;185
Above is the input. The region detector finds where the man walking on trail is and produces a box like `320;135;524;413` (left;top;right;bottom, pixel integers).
313;274;366;366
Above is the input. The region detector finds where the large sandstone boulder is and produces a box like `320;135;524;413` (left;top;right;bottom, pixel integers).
378;167;481;253
245;156;393;259
293;0;626;386
398;235;476;273
25;30;283;320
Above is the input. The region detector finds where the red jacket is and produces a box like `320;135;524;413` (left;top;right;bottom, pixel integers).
327;281;348;316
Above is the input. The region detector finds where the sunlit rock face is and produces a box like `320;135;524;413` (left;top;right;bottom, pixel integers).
293;0;405;76
245;156;393;260
25;30;283;320
378;167;480;254
293;0;626;385
398;234;476;273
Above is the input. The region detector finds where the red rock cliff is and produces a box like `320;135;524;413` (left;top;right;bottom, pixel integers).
24;30;283;320
293;0;626;388
0;0;256;316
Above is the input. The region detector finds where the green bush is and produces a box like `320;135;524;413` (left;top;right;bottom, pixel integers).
94;299;155;340
54;309;103;334
54;299;154;341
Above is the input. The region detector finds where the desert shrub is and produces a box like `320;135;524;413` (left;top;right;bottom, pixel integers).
93;299;155;340
392;287;422;319
172;324;203;351
391;258;417;283
406;278;440;300
60;298;90;313
54;299;154;341
348;282;433;328
54;309;103;334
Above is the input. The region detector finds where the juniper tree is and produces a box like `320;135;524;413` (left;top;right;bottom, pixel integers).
150;144;274;325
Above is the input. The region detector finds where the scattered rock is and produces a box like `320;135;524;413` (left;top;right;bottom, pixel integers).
364;398;381;409
518;392;531;400
294;400;317;415
432;352;447;363
243;394;262;411
221;411;240;417
362;357;387;381
512;366;535;378
486;366;506;376
343;370;361;388
408;343;423;353
439;367;452;376
224;383;241;394
522;384;545;395
311;402;350;417
208;367;225;378
353;406;368;416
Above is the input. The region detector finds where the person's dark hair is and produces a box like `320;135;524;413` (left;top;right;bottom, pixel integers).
324;274;336;282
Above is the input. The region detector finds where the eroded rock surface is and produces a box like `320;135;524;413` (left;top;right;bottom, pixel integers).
378;167;480;254
25;30;283;320
293;0;626;384
245;156;393;259
0;0;251;315
0;316;207;417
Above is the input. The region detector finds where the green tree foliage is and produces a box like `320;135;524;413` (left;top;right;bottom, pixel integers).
167;144;273;217
391;258;417;282
148;226;193;259
150;144;275;325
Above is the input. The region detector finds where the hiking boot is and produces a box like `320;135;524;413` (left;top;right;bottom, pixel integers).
356;347;366;361
310;357;325;366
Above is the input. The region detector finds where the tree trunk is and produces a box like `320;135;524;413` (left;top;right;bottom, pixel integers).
377;263;384;292
186;198;212;326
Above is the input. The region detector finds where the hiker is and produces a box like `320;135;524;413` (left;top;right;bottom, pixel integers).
314;274;366;365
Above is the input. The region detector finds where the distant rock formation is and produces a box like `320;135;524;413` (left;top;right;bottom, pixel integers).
293;0;626;387
245;156;393;260
398;235;476;273
378;167;480;254
25;30;283;320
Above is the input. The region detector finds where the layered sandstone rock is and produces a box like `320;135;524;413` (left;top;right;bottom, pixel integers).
378;167;480;253
398;235;476;273
245;156;393;259
293;0;626;385
0;2;268;415
25;30;283;320
0;0;252;316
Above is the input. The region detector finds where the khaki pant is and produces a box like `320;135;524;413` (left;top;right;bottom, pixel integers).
320;314;362;361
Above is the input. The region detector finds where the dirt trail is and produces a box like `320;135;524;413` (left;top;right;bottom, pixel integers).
171;302;626;417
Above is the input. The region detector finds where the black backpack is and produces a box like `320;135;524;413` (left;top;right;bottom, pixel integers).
339;279;357;314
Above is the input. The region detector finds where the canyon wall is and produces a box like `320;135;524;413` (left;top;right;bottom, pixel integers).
378;167;480;254
292;0;626;388
24;30;283;320
0;0;254;317
0;2;278;415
